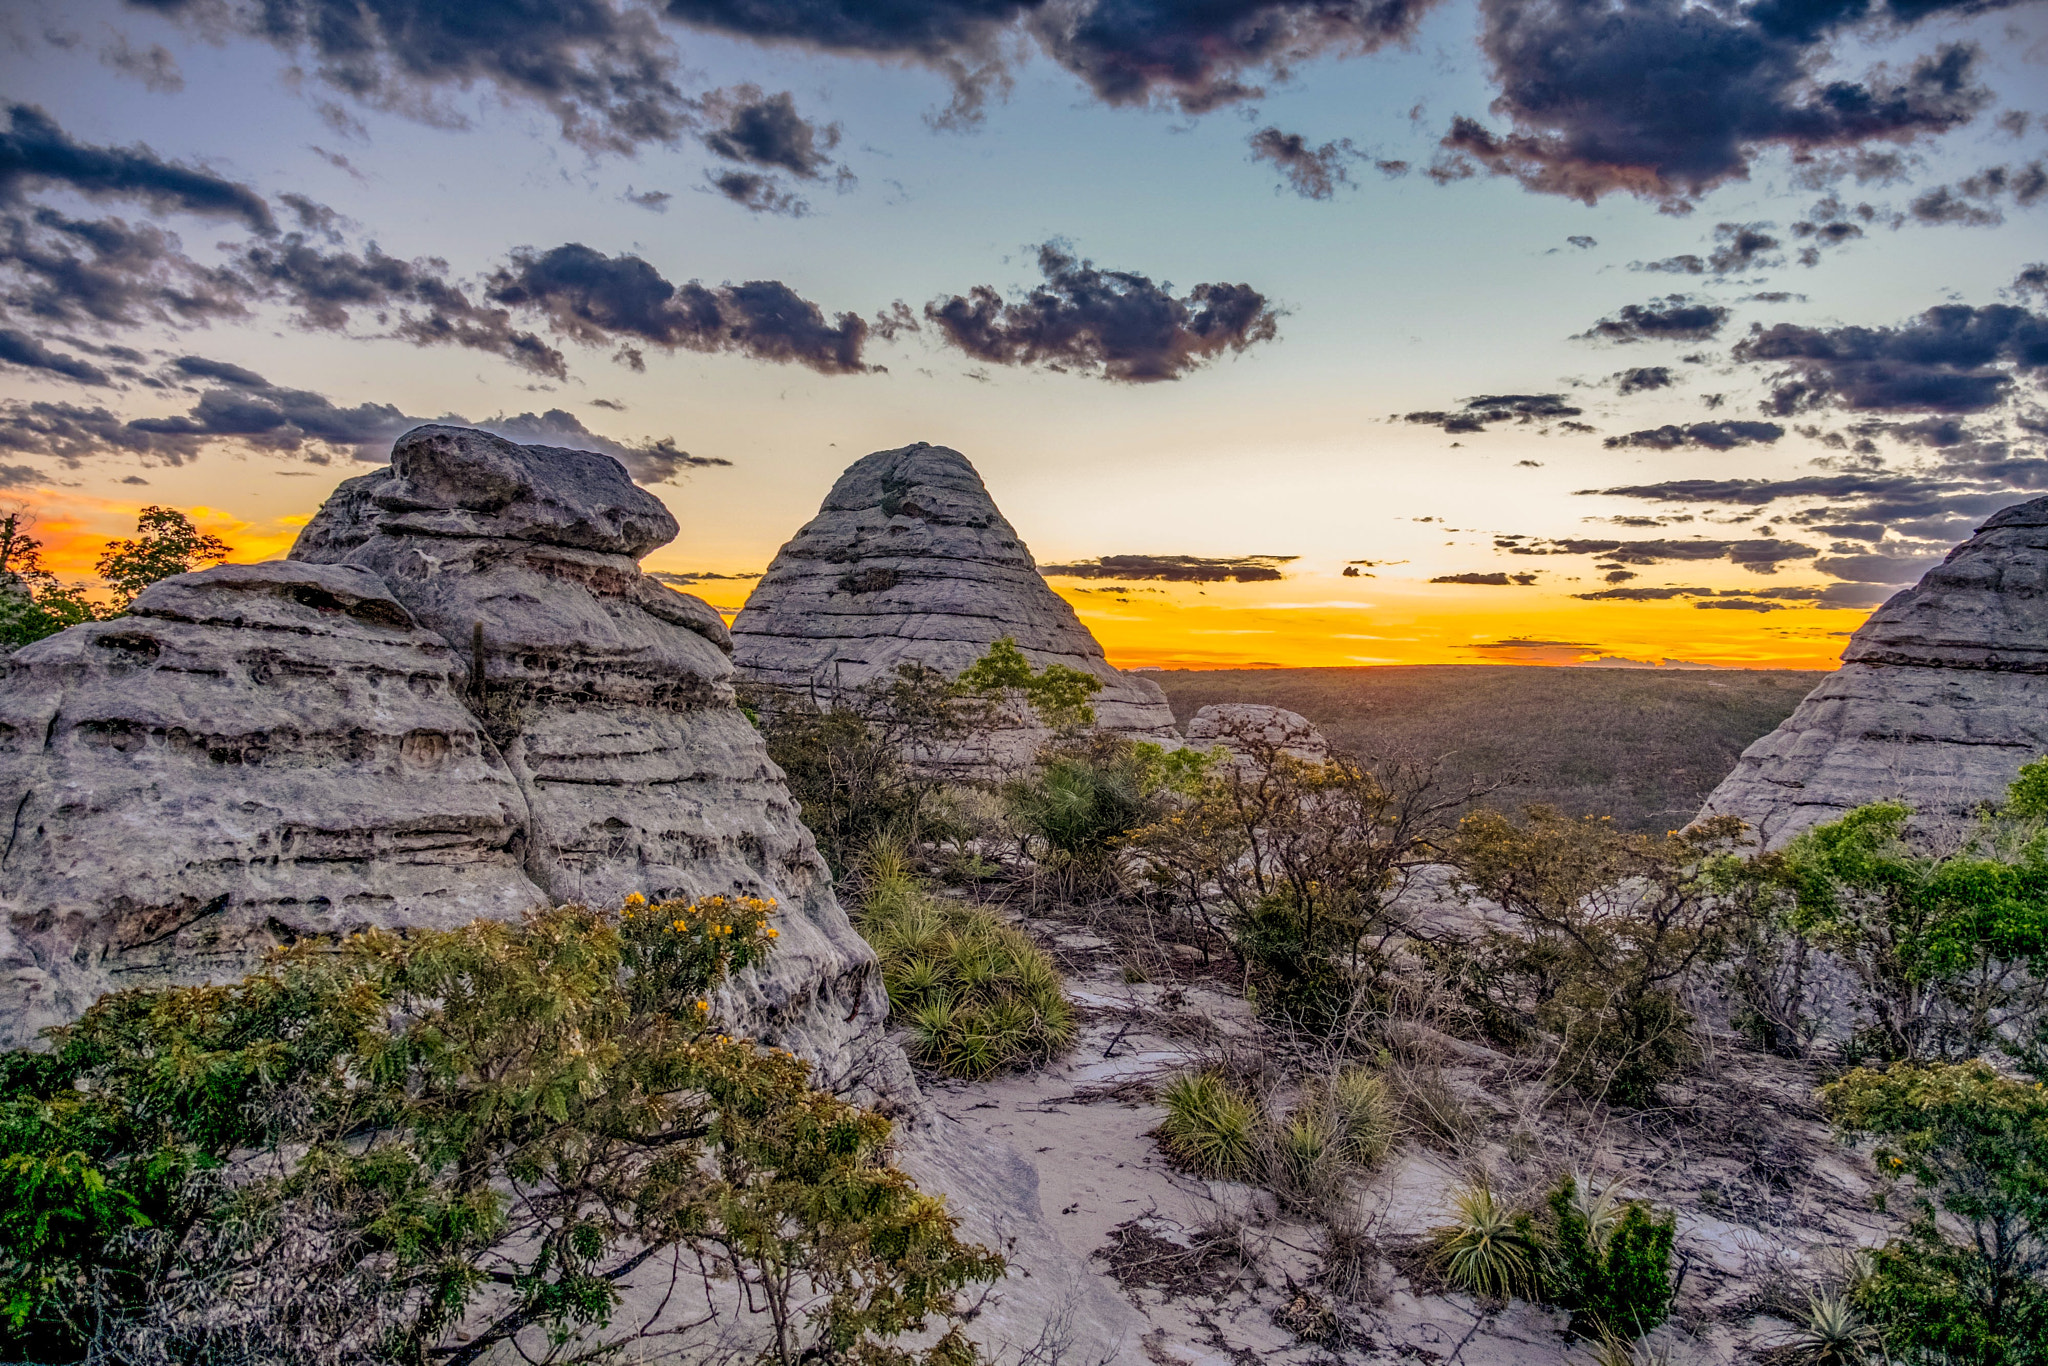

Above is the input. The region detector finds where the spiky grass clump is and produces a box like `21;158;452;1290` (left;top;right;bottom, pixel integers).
1774;1292;1879;1365
860;860;1075;1079
1327;1067;1396;1168
1159;1072;1258;1178
1431;1181;1538;1300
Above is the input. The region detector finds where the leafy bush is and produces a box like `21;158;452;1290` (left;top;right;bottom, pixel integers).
0;895;1000;1366
1158;1072;1259;1178
94;505;231;610
0;508;101;648
859;860;1075;1078
1821;1060;2048;1365
1542;1173;1676;1339
1430;1181;1538;1299
1778;774;2048;1066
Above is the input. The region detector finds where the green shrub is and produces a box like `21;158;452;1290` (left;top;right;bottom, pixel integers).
1822;1060;2048;1366
1269;1106;1348;1213
0;895;1000;1366
1774;1291;1881;1365
860;862;1075;1079
1431;1181;1538;1300
1542;1173;1676;1339
1158;1072;1258;1178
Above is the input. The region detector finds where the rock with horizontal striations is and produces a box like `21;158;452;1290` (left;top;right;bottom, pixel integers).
1183;702;1331;764
730;442;1178;767
0;559;543;1047
1699;494;2048;845
291;424;912;1105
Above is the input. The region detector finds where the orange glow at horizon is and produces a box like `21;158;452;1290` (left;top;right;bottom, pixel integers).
6;490;310;599
1047;577;1863;671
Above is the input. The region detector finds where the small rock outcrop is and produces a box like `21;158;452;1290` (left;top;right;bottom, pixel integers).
1700;494;2048;844
730;443;1177;765
0;560;539;1045
1183;702;1331;763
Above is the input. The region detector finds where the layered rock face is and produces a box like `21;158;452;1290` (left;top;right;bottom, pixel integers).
1700;494;2048;844
288;425;909;1103
731;443;1177;764
0;560;539;1046
1;426;911;1107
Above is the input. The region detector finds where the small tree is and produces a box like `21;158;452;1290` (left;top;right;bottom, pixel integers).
94;505;231;611
1778;770;2048;1066
955;637;1103;730
1541;1174;1676;1340
1821;1060;2048;1366
1445;809;1753;1106
1129;721;1493;1026
0;897;1000;1366
0;507;100;646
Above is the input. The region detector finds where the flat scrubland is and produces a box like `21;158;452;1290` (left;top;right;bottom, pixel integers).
1149;664;1828;830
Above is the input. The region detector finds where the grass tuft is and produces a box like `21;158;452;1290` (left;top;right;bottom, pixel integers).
860;860;1075;1080
1159;1072;1259;1178
1431;1180;1537;1300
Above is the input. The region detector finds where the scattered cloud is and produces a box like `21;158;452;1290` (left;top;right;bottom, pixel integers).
924;243;1280;382
1614;365;1674;394
1603;420;1785;450
1577;296;1730;344
1429;571;1539;585
1506;535;1820;573
485;243;873;373
1249;127;1356;199
1040;552;1298;582
0;103;275;232
1733;298;2048;415
1439;4;1990;209
1403;393;1583;432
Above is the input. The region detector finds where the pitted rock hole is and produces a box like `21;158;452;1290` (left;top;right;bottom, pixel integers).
400;729;451;767
92;632;162;664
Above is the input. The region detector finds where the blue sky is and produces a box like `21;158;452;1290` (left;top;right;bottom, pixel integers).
2;0;2045;666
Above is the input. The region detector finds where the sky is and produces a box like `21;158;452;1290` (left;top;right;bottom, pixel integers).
0;0;2044;671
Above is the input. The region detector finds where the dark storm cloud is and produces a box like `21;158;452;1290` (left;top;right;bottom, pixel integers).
1508;535;1819;572
1578;297;1730;344
924;243;1280;383
664;1;1441;116
1430;571;1539;585
1403;393;1583;432
0;103;274;232
1732;301;2048;415
0;209;250;329
1603;420;1786;449
0;329;109;384
700;87;842;177
1614;366;1674;394
1039;553;1298;582
1441;0;1992;208
485;243;872;373
236;235;569;376
1249;128;1356;200
122;0;694;154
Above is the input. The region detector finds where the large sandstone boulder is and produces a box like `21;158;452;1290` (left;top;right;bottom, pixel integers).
1700;495;2048;845
730;443;1178;768
0;559;541;1046
288;424;910;1104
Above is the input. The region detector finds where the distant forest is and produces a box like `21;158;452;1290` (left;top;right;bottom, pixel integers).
1149;665;1826;832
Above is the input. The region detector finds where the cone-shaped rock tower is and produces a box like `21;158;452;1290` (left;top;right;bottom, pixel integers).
731;443;1178;760
1699;493;2048;844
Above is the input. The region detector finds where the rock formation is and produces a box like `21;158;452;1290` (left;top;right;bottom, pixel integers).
1183;702;1331;763
1;426;914;1108
0;559;539;1045
1700;494;2048;844
730;443;1178;765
